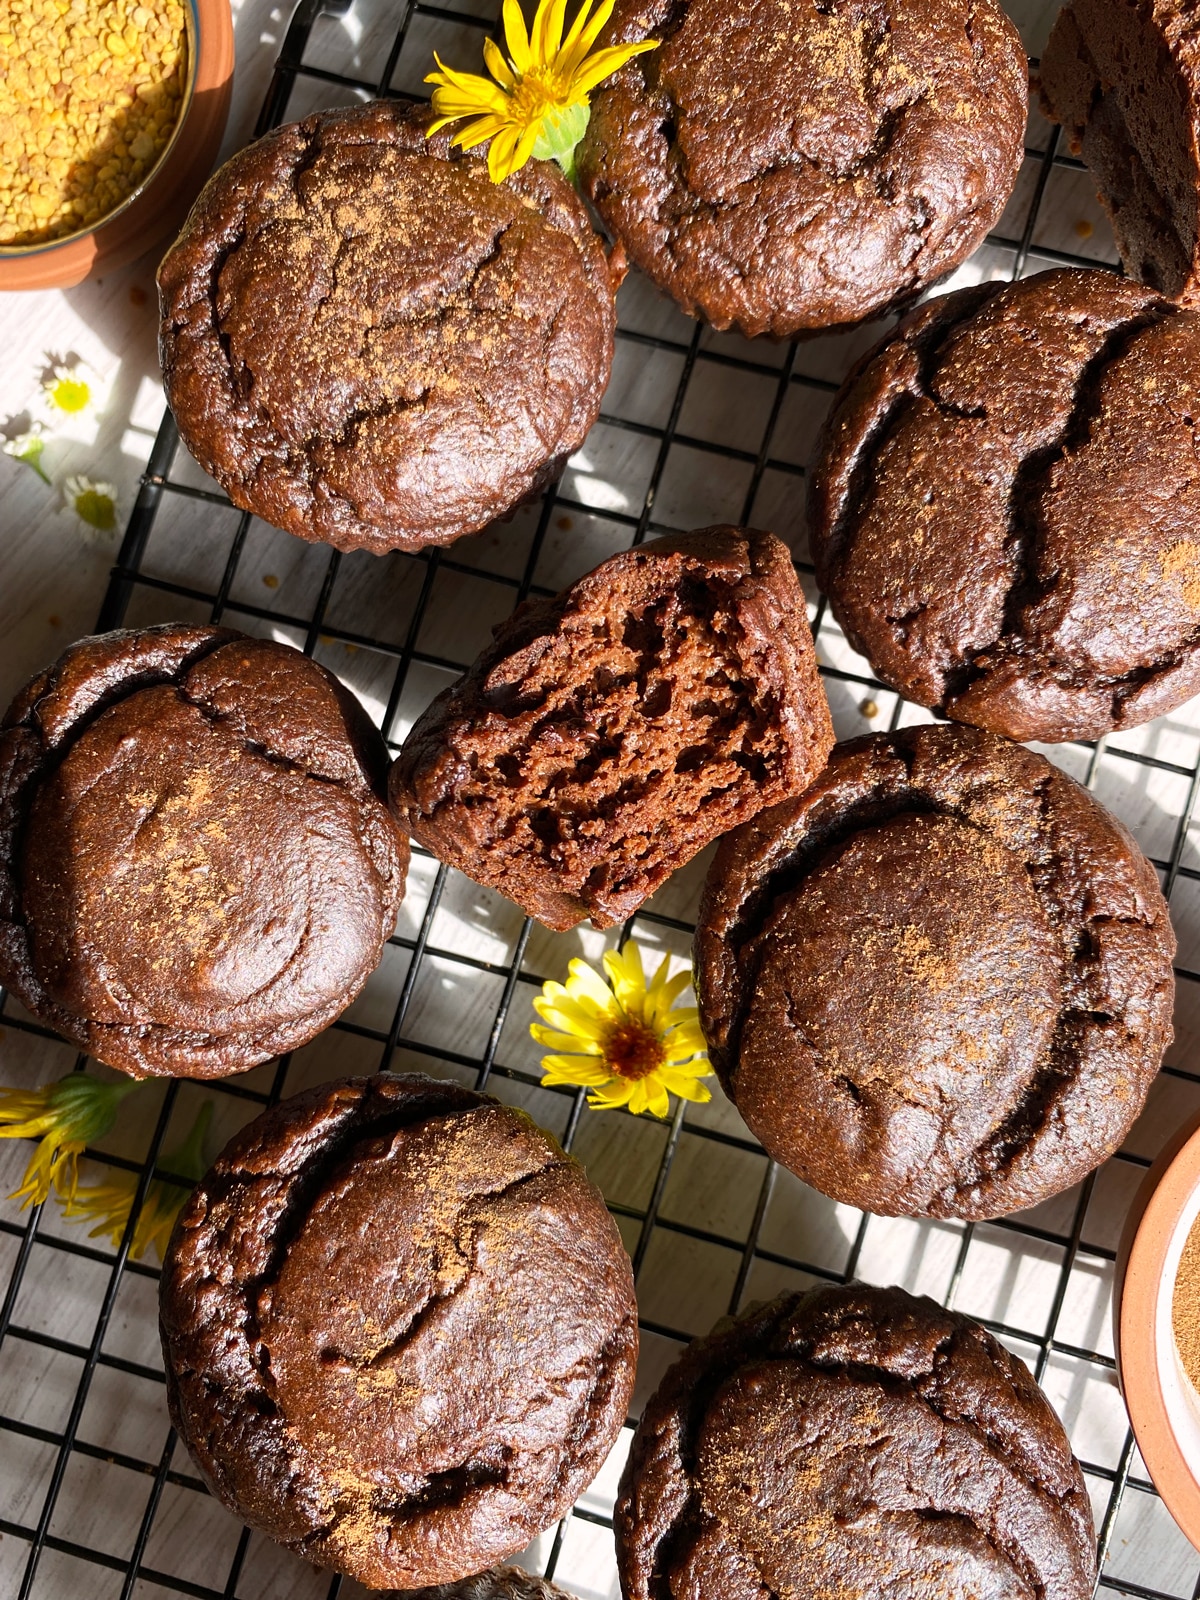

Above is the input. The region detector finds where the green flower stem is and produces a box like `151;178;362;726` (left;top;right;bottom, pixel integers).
50;1071;141;1142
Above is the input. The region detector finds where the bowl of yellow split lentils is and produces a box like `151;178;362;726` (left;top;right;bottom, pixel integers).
0;0;232;287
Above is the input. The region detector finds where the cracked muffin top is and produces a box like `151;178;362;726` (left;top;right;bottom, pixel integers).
158;98;622;555
160;1074;638;1589
694;723;1175;1220
0;624;408;1079
390;527;834;931
617;1284;1096;1600
809;268;1200;741
1039;0;1200;305
575;0;1027;338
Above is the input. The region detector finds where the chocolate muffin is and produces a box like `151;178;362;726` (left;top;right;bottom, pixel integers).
1040;0;1200;303
159;98;622;555
395;1565;574;1600
809;268;1200;742
617;1284;1096;1600
576;0;1028;337
160;1074;638;1589
694;723;1175;1220
0;625;408;1079
390;527;834;931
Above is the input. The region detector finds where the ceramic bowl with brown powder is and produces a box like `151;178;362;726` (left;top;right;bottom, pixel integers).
1116;1110;1200;1547
0;0;189;247
0;0;233;290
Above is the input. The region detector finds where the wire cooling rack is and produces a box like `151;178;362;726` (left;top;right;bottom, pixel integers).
4;0;1200;1594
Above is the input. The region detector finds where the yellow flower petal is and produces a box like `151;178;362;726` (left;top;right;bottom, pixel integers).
664;1028;708;1061
533;992;611;1040
559;0;608;66
450;116;510;151
648;968;692;1025
658;1070;713;1103
532;0;569;64
662;1043;710;1068
428;63;510;115
482;35;517;90
0;1091;54;1130
588;1079;636;1110
627;1078;671;1118
513;117;544;172
530;1023;605;1055
664;1054;710;1078
10;1140;57;1208
538;1054;616;1083
501;0;533;73
64;1104;211;1261
567;37;657;93
645;950;672;992
603;942;647;1013
564;958;622;1013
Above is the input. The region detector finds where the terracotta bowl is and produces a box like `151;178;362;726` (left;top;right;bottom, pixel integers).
1115;1108;1200;1547
0;0;233;292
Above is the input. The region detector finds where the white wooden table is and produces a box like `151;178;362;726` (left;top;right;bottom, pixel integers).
0;0;280;714
1;0;1199;1596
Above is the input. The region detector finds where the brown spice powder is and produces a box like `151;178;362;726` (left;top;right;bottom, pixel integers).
1173;1211;1200;1390
1162;541;1200;612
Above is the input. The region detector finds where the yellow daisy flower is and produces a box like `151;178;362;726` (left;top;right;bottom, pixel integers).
64;474;118;537
426;0;658;182
0;1073;138;1208
532;940;712;1118
64;1101;212;1261
43;361;93;414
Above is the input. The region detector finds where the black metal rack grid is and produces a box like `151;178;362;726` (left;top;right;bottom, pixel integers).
3;0;1200;1594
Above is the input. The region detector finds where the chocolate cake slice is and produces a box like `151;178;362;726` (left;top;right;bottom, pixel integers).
390;527;833;930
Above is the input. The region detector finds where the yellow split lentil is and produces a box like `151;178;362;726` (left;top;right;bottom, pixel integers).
0;0;188;246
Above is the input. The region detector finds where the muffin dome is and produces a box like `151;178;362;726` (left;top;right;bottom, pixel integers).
618;1285;1096;1600
159;98;622;554
810;268;1200;742
160;1075;638;1588
577;0;1027;336
694;723;1175;1219
0;624;408;1078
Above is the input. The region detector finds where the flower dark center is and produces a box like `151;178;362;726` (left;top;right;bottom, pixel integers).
604;1019;665;1081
